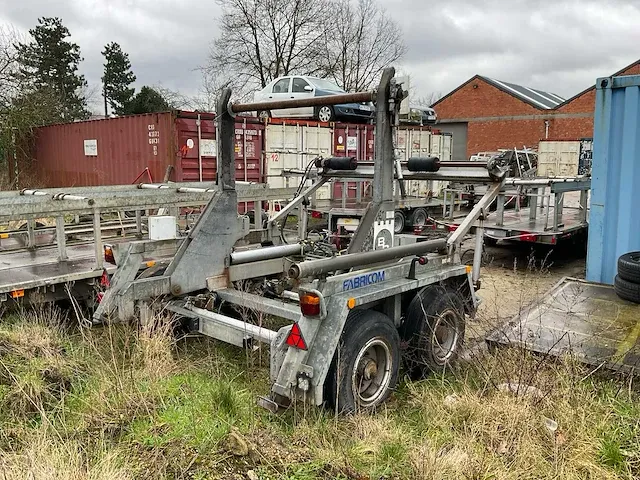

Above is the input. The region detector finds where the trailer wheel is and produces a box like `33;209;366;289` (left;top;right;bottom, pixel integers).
614;275;640;304
325;310;400;413
618;252;640;284
393;211;405;234
401;285;465;377
484;236;498;247
410;208;428;228
258;110;271;120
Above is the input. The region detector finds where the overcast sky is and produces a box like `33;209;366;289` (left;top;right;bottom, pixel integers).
2;0;640;111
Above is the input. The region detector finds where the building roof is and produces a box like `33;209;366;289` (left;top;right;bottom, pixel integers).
479;76;565;109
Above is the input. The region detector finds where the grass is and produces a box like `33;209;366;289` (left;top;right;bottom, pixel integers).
0;305;638;479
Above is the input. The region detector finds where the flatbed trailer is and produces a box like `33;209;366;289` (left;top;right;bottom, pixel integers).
441;178;590;246
95;68;509;413
0;183;297;305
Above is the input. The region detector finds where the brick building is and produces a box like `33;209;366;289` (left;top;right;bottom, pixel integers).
433;60;640;159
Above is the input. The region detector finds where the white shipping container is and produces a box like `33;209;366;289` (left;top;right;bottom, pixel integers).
264;123;332;198
537;140;580;177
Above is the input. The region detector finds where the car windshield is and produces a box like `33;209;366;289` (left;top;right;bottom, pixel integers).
308;78;344;92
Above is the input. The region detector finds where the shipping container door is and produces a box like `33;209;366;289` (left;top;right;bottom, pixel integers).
301;125;332;199
265;123;302;189
234;122;264;183
176;115;217;182
537;141;579;177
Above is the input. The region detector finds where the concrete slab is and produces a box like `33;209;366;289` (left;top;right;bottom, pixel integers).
487;277;640;373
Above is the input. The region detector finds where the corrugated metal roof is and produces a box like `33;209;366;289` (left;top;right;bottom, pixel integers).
480;76;565;109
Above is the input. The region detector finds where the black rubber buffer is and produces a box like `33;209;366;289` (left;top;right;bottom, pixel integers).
315;156;357;171
407;157;441;172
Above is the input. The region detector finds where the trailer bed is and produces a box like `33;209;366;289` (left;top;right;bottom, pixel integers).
311;197;455;215
0;243;109;295
486;278;640;373
446;206;588;244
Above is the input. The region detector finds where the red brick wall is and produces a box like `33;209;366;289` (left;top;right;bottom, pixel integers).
436;62;640;155
435;77;540;119
466;117;595;154
467;119;545;153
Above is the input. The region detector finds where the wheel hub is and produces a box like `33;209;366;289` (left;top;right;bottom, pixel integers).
352;337;392;407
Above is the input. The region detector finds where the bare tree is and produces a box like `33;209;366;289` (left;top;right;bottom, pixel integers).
208;0;328;94
320;0;406;91
0;25;22;110
416;92;443;107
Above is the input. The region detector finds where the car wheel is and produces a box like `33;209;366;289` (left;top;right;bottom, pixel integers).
316;106;334;123
324;309;400;414
258;110;271;120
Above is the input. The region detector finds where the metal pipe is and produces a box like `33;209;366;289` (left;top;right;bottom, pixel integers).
288;238;447;279
52;193;94;205
197;114;203;182
20;189;48;196
230;243;305;265
231;91;375;114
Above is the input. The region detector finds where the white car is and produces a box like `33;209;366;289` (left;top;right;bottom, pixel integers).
253;76;374;123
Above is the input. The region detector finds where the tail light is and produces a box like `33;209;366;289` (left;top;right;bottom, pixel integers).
285;323;308;350
447;225;459;232
104;245;115;264
520;233;538;242
311;210;323;219
300;292;321;317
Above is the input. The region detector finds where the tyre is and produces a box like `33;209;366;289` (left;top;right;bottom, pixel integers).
614;275;640;304
325;310;400;413
484;236;498;247
617;252;640;284
410;208;428;229
258;110;271;120
316;106;334;123
393;210;406;234
400;285;466;377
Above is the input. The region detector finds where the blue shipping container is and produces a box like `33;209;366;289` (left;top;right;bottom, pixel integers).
586;75;640;285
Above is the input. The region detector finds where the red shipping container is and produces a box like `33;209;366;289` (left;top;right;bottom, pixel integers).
332;122;374;199
14;111;265;188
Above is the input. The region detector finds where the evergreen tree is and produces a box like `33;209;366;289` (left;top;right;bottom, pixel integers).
102;42;136;116
15;17;89;121
128;86;170;114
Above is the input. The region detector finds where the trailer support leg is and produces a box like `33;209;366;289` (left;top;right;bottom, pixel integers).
473;224;484;285
496;194;505;227
94;208;103;269
27;219;35;248
529;188;538;221
56;216;67;261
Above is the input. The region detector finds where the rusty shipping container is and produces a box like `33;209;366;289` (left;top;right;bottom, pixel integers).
13;111;265;188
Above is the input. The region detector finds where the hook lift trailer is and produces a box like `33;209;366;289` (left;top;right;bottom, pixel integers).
95;67;507;413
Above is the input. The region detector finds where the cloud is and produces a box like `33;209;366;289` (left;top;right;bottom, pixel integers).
2;0;640;111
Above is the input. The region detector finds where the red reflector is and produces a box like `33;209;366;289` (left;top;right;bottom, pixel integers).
551;236;557;245
448;225;458;232
286;323;308;350
97;292;104;303
520;233;538;242
311;210;323;219
100;270;110;288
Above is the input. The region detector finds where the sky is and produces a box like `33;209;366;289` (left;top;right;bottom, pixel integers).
2;0;640;112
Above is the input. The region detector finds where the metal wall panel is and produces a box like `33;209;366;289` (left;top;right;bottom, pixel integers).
586;75;640;285
29;112;177;187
